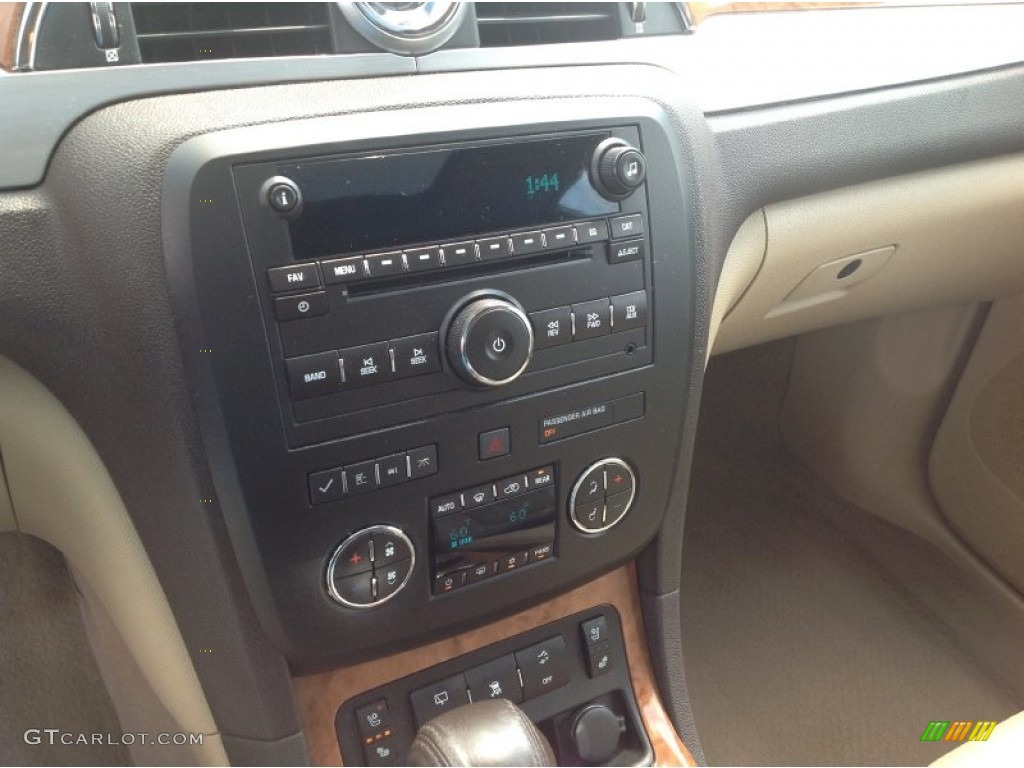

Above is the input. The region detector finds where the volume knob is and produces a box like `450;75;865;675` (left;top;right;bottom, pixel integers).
446;297;534;387
592;138;647;200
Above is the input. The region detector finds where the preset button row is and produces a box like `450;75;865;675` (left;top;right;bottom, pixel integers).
267;214;646;295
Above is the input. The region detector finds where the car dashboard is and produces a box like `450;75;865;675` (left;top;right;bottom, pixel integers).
1;3;1024;767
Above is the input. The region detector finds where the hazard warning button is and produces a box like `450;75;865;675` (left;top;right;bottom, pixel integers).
478;427;511;460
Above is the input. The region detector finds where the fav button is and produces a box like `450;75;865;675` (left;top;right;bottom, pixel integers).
267;263;320;292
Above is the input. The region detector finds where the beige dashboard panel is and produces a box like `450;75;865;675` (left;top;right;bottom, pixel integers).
712;153;1024;355
707;210;766;362
0;355;227;765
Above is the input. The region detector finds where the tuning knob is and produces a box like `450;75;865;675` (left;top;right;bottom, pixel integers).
446;297;534;387
591;138;647;200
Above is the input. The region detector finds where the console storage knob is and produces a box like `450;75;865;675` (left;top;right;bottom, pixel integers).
571;703;627;764
446;297;534;387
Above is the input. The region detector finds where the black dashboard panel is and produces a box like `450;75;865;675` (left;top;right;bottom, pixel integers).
165;100;695;668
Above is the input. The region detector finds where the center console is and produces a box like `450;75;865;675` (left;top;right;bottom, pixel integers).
165;98;695;668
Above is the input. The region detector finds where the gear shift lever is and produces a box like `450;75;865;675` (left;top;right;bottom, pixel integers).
407;699;557;767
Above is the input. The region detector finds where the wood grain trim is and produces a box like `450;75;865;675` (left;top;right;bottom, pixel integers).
294;564;696;766
687;2;880;26
0;2;24;72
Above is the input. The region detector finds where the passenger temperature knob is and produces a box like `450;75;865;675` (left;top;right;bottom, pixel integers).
446;297;534;387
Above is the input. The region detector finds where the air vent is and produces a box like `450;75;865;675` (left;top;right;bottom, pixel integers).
475;2;620;47
131;3;334;63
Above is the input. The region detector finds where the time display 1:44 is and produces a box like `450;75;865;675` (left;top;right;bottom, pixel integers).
524;173;560;199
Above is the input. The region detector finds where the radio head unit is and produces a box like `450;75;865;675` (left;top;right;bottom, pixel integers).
233;127;654;450
167;103;695;667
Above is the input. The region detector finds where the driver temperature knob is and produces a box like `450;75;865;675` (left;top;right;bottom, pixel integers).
446;297;534;387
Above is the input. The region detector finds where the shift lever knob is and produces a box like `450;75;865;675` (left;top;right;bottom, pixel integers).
407;699;556;767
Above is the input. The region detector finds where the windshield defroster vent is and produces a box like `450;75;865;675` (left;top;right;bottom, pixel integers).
131;2;333;64
475;2;620;47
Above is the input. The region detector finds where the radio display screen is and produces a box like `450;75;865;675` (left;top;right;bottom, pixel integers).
284;134;620;258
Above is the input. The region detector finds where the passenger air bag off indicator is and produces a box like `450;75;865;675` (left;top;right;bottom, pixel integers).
539;393;645;443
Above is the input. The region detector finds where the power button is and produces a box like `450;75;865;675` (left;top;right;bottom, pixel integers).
446;297;535;387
